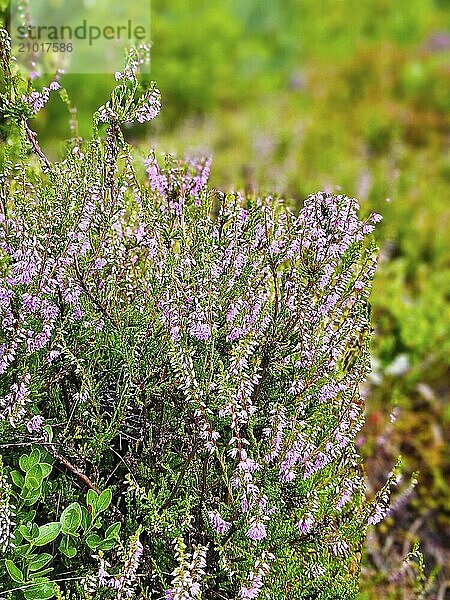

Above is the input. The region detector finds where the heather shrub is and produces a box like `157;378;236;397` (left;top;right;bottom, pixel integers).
0;31;399;599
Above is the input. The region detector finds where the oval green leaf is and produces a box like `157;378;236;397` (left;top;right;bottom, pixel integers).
60;502;82;534
10;469;25;487
105;521;121;539
29;553;52;572
5;559;24;583
96;489;112;514
19;448;41;472
39;463;52;479
24;582;55;600
34;522;61;547
59;535;77;558
25;464;44;490
85;533;101;549
80;505;92;531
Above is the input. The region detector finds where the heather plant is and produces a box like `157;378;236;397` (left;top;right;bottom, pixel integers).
0;29;407;599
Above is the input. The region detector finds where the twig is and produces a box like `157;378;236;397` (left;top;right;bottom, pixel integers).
23;121;51;170
47;444;125;524
48;446;101;493
73;254;120;329
163;442;199;510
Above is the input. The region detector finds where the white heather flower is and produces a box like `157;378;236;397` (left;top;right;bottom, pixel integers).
168;538;208;599
385;354;410;376
0;465;15;552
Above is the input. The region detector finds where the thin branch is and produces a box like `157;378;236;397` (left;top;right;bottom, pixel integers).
163;442;199;510
48;446;101;494
73;254;120;329
23;121;51;170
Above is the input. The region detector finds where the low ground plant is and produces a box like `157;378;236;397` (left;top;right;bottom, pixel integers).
0;31;412;599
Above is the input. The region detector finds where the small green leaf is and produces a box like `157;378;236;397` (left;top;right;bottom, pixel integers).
96;489;112;514
25;464;44;490
29;553;52;572
59;535;77;558
19;524;34;542
39;463;52;478
19;454;29;472
23;487;43;506
5;559;24;583
10;469;25;487
86;489;98;510
34;522;61;547
29;448;41;465
97;538;116;550
105;522;121;539
85;533;101;549
80;505;92;531
19;448;41;472
30;567;53;579
23;582;55;600
43;425;53;443
13;543;31;557
60;502;82;534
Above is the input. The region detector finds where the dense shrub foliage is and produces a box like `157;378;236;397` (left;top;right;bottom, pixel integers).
0;31;400;599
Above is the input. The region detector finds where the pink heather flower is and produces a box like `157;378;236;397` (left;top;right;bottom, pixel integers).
135;89;161;123
239;553;274;599
208;510;231;535
145;157;168;195
22;293;40;312
296;515;315;535
247;521;267;541
356;435;366;447
336;488;353;510
98;566;110;586
26;415;44;433
239;209;249;224
240;585;260;599
94;257;107;270
48;350;60;362
371;212;383;223
190;156;211;196
226;301;242;323
368;504;386;526
189;321;212;341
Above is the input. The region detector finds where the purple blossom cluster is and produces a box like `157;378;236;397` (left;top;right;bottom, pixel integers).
97;48;161;125
239;552;274;599
0;374;31;427
144;152;211;213
21;81;61;114
208;510;231;535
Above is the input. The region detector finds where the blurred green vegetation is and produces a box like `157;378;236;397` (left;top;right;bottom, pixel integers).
1;0;450;596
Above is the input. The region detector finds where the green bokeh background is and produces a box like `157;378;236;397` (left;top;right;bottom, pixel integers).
1;0;450;597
